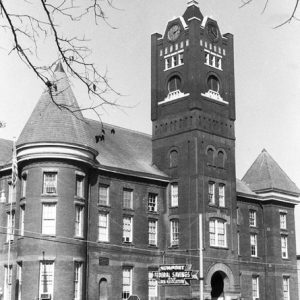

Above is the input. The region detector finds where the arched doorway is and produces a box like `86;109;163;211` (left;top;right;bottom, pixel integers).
99;278;108;300
211;271;226;299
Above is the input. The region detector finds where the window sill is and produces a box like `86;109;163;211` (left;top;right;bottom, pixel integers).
41;193;58;197
169;244;179;249
122;242;134;247
41;234;56;237
148;244;158;249
74;196;85;201
98;204;111;208
210;246;228;250
147;211;159;216
98;240;110;244
74;235;85;240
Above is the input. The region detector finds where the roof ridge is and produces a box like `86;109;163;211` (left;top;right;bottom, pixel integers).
85;118;151;138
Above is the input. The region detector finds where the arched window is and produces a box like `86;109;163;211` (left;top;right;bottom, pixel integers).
216;150;225;168
99;278;108;300
168;75;182;93
169;150;178;168
207;147;214;165
207;75;220;92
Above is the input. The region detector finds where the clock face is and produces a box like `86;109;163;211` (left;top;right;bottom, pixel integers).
207;23;219;42
167;24;181;41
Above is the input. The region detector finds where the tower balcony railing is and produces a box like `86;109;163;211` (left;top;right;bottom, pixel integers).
201;89;228;104
158;90;190;105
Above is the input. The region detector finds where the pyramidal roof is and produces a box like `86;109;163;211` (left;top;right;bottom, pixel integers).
183;0;203;23
242;149;300;195
17;62;96;151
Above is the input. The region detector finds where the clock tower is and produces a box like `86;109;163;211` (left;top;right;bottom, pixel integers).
151;1;241;298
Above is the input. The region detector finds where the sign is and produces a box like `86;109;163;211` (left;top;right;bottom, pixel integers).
152;264;199;286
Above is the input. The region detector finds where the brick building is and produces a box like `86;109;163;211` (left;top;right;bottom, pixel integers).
0;1;299;300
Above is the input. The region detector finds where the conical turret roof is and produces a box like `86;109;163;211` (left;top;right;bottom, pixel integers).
17;62;96;152
242;149;300;195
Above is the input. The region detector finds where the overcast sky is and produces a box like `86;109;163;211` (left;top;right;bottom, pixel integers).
1;0;300;250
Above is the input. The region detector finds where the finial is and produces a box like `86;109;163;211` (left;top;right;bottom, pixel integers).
187;0;199;7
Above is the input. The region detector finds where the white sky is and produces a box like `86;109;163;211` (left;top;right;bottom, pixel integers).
1;0;300;251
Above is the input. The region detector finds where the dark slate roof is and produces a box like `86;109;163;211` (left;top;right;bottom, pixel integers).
0;138;13;166
242;149;300;195
183;1;203;23
17;63;97;152
87;119;168;179
236;178;256;196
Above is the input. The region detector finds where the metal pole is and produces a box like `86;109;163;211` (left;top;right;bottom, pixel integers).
199;214;203;300
7;184;14;300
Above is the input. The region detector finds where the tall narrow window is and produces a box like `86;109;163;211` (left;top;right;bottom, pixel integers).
20;205;25;236
6;210;15;242
283;276;290;300
21;173;27;198
4;265;12;300
209;219;227;247
170;219;179;246
250;233;257;257
148;271;158;300
170;183;178;207
252;276;259;299
76;175;84;198
123;188;133;209
281;235;288;258
39;261;54;299
122;268;132;300
17;263;22;300
75;205;84;237
74;261;83;300
237;232;240;255
43;172;57;194
99;184;109;206
123;216;133;243
207;75;220;92
169;150;178;168
98;213;109;242
42;204;56;235
280;212;287;230
218;184;225;207
167;75;182;93
148;220;157;246
148;193;158;212
208;182;215;204
249;210;257;227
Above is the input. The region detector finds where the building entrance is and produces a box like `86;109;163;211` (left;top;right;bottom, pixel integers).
211;271;226;300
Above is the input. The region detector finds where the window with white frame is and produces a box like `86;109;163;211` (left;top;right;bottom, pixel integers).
43;172;57;194
237;232;240;255
170;183;178;207
164;51;184;70
123;188;133;209
250;233;258;257
42;203;56;235
99;184;109;206
21;173;27;198
20;205;25;236
252;275;259;299
6;210;15;242
98;213;109;242
39;261;54;299
74;261;83;300
4;265;12;300
281;235;288;258
280;212;287;230
208;182;215;204
148;271;158;300
123;216;132;243
122;267;132;300
148;193;158;212
209;219;227;247
148;220;157;246
75;205;84;238
218;184;225;207
283;276;290;300
170;219;179;246
249;210;257;227
17;262;22;300
76;174;84;198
